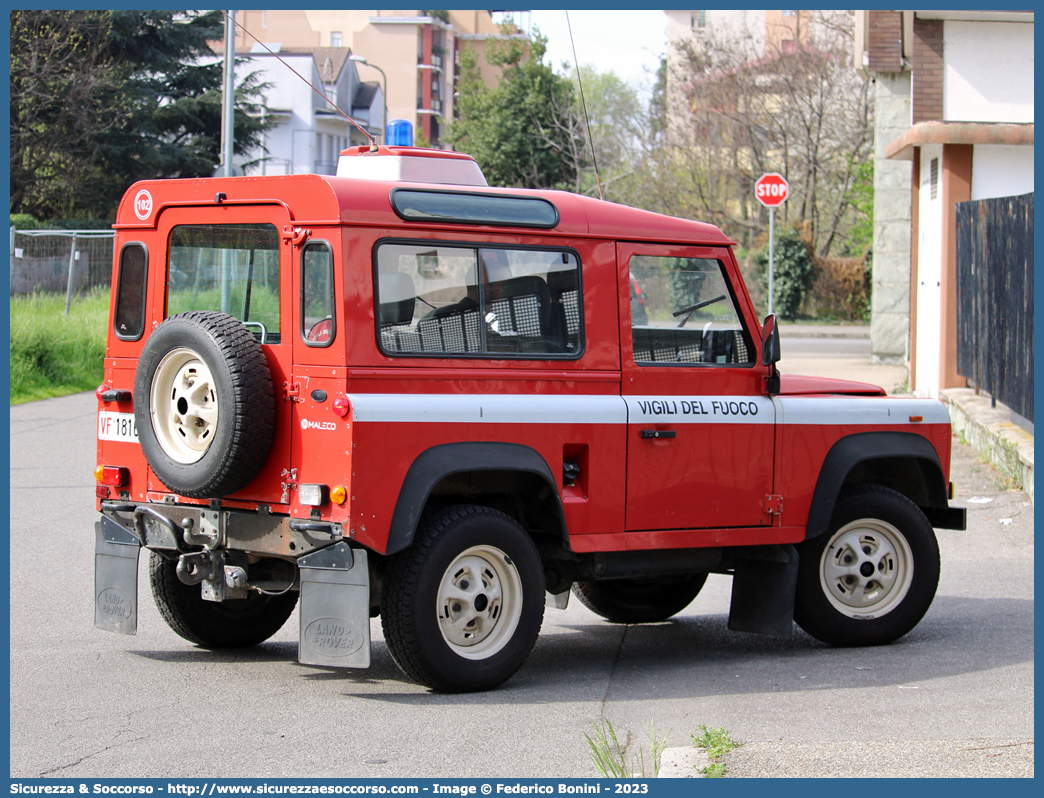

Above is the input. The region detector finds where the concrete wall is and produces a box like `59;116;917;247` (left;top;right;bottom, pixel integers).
943;20;1034;123
971;145;1035;201
913;142;944;397
870;72;913;364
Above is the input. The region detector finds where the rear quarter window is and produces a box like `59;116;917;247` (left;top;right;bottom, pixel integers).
113;242;148;340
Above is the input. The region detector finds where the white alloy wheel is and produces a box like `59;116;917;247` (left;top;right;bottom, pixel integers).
150;347;219;464
819;518;914;619
436;545;524;660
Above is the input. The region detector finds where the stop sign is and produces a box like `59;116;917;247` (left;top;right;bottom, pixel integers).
755;173;789;207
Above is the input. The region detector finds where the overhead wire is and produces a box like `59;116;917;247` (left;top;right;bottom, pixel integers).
221;11;377;150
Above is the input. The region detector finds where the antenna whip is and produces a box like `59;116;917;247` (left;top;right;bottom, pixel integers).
566;11;603;200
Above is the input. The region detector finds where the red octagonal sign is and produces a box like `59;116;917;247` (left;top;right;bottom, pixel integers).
755;173;789;207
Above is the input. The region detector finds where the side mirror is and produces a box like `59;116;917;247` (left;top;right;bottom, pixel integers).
762;314;781;396
762;314;781;366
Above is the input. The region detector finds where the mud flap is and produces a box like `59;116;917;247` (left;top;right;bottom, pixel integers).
545;590;570;610
727;544;798;637
297;542;370;668
94;516;141;634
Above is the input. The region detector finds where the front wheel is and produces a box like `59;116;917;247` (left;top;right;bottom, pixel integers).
794;486;940;647
381;506;545;692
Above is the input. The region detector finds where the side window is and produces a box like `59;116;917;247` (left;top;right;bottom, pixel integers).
113;243;148;340
301;241;335;346
375;242;582;358
167;224;280;343
630;256;753;365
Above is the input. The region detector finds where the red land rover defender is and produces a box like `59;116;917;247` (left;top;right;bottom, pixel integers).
94;143;966;692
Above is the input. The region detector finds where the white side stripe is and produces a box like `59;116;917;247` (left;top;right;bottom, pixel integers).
346;393;951;427
777;397;951;426
348;393;628;425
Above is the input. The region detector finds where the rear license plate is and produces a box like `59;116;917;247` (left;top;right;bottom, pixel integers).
98;412;139;443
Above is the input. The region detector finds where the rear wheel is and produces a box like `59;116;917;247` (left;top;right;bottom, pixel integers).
572;573;707;624
381;506;544;692
794;486;940;646
149;553;297;648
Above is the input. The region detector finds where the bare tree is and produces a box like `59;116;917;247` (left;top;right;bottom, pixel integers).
639;11;873;258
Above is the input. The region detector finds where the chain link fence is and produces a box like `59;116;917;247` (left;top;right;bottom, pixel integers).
10;228;115;310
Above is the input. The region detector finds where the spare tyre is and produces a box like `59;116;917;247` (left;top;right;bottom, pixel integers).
134;311;275;498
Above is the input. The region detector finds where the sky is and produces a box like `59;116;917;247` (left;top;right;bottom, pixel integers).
491;10;669;104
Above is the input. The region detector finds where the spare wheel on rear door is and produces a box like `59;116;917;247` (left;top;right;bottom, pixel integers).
134;311;275;499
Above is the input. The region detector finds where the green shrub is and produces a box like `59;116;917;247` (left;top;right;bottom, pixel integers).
754;226;815;320
9;213;40;230
10;290;109;404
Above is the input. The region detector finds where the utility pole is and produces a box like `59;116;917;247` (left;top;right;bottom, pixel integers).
221;10;236;176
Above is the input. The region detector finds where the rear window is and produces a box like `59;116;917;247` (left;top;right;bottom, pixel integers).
166;224;280;343
375;241;582;359
390;189;559;228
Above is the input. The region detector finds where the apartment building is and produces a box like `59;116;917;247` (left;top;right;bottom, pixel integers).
230;10;517;148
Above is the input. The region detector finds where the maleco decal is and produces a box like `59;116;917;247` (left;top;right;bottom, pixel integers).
300;418;337;431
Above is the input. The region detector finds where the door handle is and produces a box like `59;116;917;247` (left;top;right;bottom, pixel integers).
640;430;676;439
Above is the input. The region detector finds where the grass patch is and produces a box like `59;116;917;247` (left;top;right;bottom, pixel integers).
692;725;739;778
586;719;669;779
10;290;109;404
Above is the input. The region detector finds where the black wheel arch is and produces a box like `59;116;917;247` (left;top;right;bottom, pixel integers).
385;442;567;555
805;431;952;541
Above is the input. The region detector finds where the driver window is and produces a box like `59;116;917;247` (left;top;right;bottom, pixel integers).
629;256;752;365
301;241;335;346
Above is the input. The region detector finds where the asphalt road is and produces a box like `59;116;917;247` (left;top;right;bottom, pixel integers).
9;391;1034;779
779;336;870;357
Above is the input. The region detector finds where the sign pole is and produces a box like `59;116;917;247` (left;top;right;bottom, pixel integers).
754;172;788;319
768;206;775;317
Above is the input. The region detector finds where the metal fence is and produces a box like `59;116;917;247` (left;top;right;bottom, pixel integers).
10;228;115;310
955;192;1034;422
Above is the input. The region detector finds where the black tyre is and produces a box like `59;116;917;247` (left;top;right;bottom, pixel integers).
381;505;545;693
134;311;274;498
572;573;707;624
794;485;940;647
148;553;298;648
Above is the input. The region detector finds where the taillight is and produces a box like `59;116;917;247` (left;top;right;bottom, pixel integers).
94;465;128;487
332;396;350;417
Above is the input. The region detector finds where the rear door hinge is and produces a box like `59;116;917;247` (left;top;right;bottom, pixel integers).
281;225;311;247
283;381;303;402
764;494;784;515
280;468;299;505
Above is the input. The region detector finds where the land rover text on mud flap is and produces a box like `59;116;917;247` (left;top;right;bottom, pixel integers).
94;141;967;692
